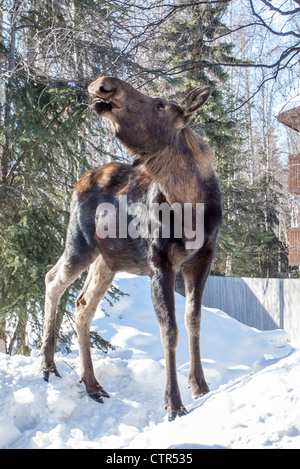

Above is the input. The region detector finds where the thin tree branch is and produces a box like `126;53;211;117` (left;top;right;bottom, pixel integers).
249;0;300;38
259;0;300;16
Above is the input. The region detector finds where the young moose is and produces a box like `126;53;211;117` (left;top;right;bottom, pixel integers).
41;76;222;421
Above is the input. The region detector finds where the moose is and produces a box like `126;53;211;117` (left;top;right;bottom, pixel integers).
41;76;222;421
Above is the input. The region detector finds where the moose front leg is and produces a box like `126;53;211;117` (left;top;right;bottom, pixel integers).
151;266;188;421
182;247;214;398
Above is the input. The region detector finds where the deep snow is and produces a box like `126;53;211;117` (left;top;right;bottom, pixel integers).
0;273;299;449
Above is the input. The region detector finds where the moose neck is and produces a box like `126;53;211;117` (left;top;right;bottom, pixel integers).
132;126;214;205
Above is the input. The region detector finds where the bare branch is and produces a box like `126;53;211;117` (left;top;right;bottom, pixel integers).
259;0;300;16
249;0;300;38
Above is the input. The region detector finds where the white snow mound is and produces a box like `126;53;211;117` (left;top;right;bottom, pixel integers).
0;274;299;449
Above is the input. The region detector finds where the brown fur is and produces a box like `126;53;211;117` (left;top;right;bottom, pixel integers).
74;164;130;195
41;76;222;421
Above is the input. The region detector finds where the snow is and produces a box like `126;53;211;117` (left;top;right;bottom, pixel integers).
0;273;299;449
274;93;300;116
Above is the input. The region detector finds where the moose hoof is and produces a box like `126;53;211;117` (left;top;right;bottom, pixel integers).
100;389;110;398
191;386;210;399
189;380;210;399
42;365;61;382
88;389;110;404
193;390;209;400
168;406;188;422
89;392;104;404
42;370;50;382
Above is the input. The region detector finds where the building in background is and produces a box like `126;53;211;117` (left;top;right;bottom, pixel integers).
276;95;300;267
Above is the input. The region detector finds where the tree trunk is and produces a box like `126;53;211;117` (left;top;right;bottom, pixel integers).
0;318;7;354
1;0;20;185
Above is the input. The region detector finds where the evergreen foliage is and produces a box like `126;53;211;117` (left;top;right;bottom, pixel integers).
152;2;292;278
152;3;258;276
0;1;128;355
0;0;295;355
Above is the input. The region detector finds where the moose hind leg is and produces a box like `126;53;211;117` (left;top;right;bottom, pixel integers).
75;255;114;403
41;252;90;381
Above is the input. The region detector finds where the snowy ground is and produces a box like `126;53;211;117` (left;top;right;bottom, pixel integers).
0;273;299;449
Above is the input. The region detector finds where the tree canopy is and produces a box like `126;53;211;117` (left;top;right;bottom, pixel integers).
1;0;299;354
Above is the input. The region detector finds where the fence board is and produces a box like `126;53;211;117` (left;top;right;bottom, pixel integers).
175;274;300;345
201;276;300;345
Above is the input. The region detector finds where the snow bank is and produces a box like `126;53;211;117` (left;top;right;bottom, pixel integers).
275;94;300;116
0;274;298;449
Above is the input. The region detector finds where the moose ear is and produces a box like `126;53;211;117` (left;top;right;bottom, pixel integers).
181;86;211;121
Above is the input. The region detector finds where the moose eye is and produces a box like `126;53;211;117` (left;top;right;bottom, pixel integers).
156;102;164;111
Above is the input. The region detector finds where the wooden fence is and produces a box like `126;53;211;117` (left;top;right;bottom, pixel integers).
176;275;300;345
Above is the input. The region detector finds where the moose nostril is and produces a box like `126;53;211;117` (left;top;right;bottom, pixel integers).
99;85;111;93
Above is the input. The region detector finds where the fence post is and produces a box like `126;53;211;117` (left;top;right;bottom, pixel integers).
279;279;284;330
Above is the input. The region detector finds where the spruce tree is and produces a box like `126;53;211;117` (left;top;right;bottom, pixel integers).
0;0;127;354
151;2;257;276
